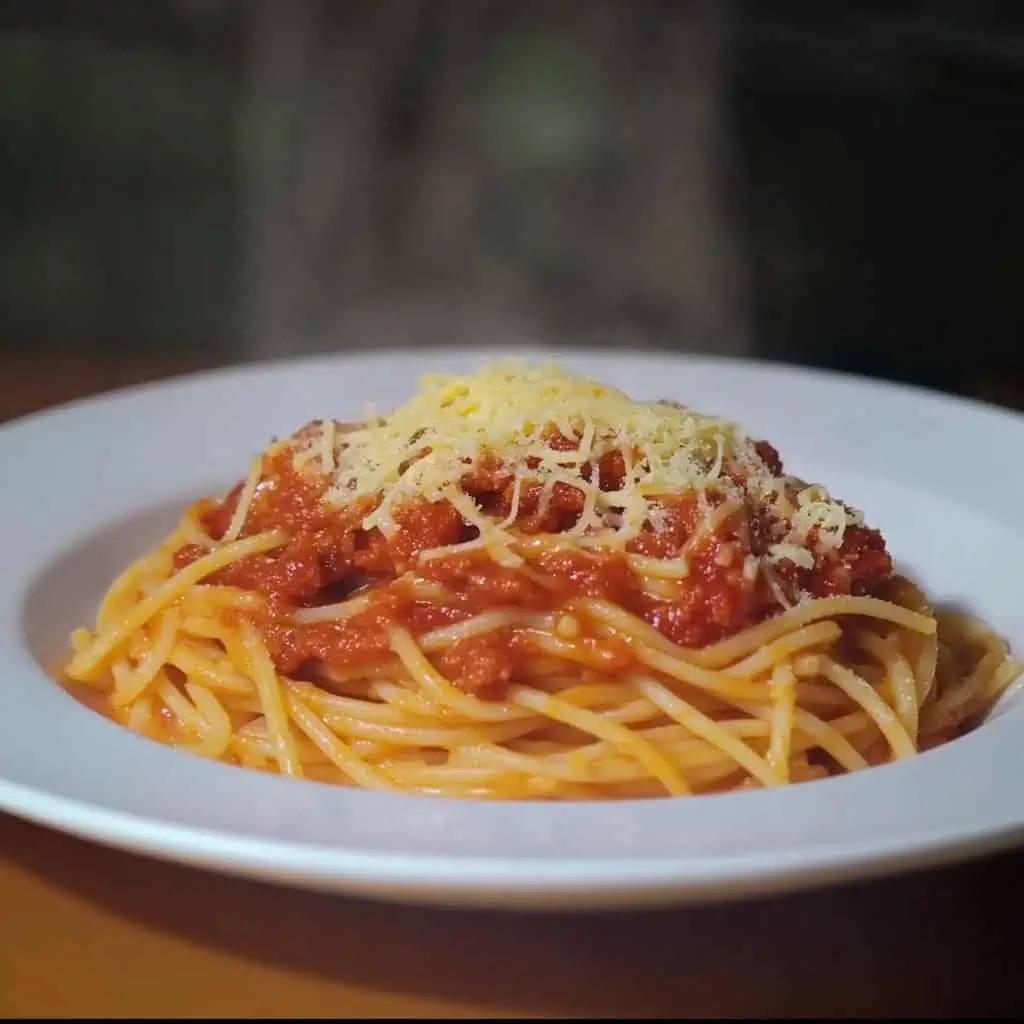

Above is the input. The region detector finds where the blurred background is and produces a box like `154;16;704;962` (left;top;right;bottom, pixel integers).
0;0;1022;417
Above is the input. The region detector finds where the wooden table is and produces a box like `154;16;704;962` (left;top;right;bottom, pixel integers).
3;355;1023;1018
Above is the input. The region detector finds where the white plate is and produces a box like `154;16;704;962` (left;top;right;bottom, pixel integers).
3;347;1024;912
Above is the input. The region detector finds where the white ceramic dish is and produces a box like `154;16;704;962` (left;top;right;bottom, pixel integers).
2;347;1023;912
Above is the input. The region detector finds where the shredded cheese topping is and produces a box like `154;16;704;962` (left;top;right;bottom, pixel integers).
286;360;864;567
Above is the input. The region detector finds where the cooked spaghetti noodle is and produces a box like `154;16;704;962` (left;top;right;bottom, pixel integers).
62;362;1022;799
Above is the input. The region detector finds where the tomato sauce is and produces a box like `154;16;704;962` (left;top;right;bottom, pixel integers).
174;443;892;698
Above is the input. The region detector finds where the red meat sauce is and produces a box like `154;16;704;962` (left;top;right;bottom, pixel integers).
173;439;891;698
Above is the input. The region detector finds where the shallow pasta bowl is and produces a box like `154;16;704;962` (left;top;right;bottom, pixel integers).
1;346;1023;911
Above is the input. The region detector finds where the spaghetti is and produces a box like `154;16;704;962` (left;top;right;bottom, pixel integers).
62;362;1022;799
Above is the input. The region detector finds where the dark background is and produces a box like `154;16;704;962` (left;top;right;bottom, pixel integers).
1;0;1021;404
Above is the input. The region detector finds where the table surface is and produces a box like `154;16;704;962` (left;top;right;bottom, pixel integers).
2;355;1023;1018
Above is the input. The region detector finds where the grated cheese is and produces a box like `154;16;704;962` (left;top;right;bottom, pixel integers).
767;543;816;571
284;360;865;575
789;484;863;551
221;455;264;543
